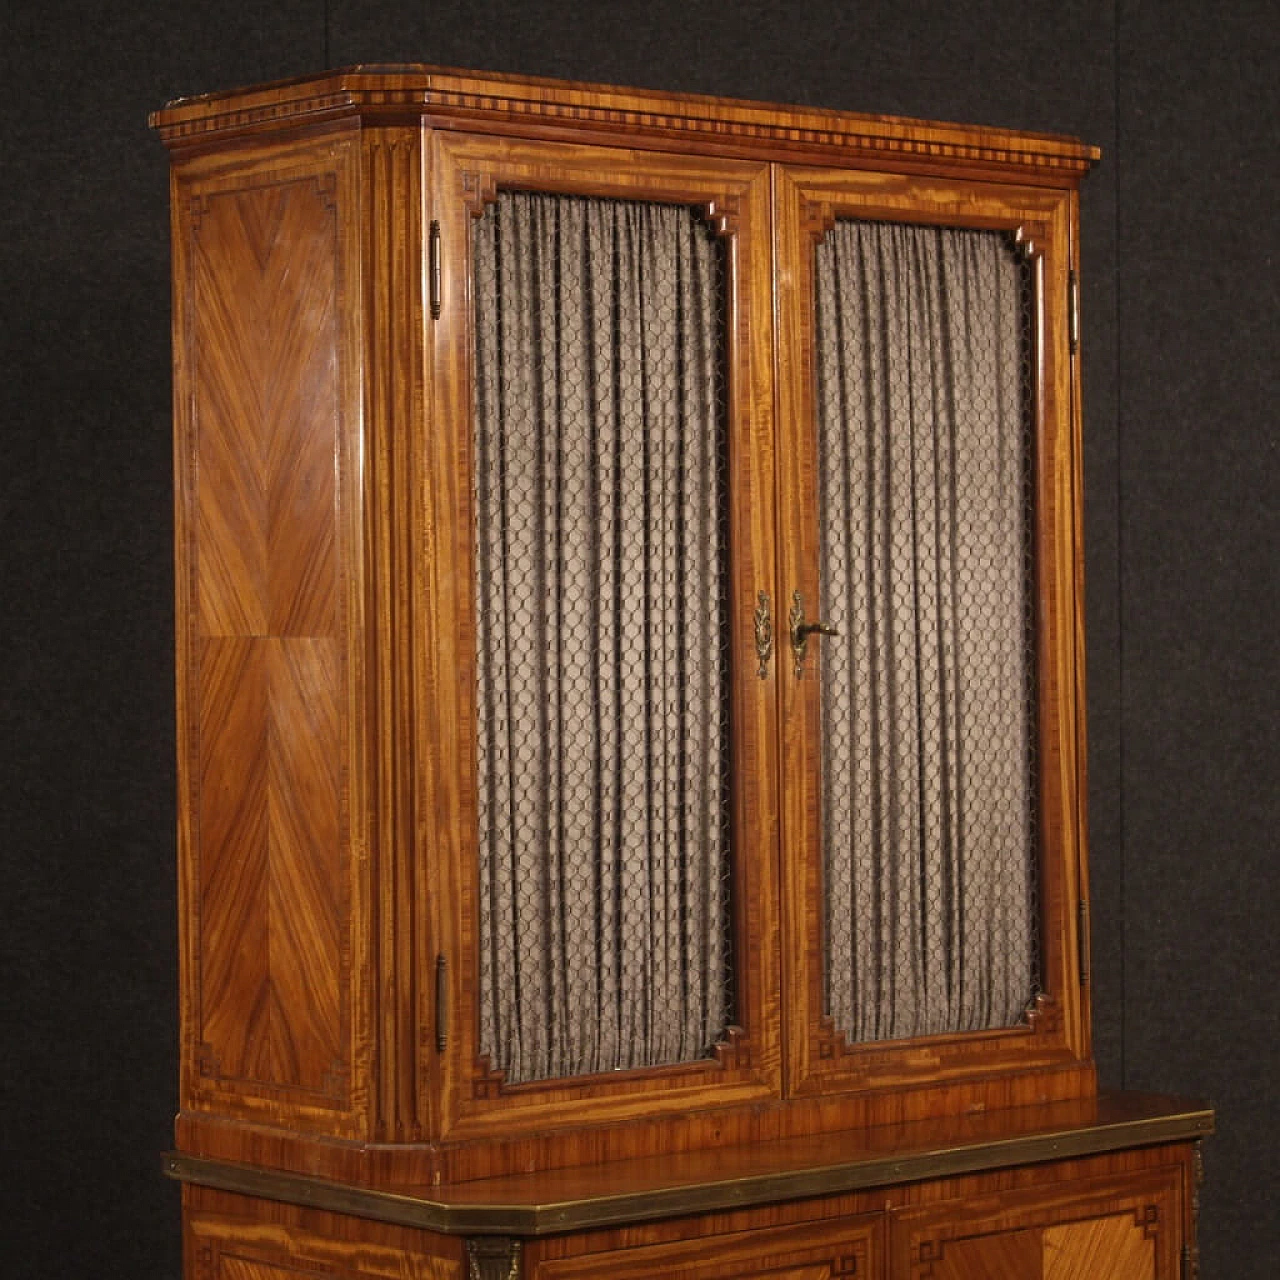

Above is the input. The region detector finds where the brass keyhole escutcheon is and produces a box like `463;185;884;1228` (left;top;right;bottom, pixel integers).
789;590;838;678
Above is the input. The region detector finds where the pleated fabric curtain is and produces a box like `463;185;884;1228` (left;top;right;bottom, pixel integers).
470;191;733;1085
813;219;1038;1044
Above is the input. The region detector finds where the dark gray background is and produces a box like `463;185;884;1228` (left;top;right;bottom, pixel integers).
1;1;1274;1274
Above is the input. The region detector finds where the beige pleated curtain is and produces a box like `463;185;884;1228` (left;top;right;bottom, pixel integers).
471;191;733;1084
813;219;1039;1043
470;194;1040;1085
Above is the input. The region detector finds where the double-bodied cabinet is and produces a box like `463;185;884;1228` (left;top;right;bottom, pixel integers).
152;66;1211;1279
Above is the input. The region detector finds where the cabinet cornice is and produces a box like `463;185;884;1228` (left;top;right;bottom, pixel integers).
150;65;1099;180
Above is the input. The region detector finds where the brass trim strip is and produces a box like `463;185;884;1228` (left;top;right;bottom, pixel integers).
164;1153;500;1236
164;1103;1214;1238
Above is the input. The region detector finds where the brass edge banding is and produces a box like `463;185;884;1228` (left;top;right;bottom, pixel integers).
163;1105;1213;1237
162;1153;530;1235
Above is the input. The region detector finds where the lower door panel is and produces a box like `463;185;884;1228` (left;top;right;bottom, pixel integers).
890;1167;1180;1279
531;1216;883;1280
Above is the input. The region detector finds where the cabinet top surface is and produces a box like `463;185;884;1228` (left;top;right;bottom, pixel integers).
167;1092;1210;1238
149;63;1099;176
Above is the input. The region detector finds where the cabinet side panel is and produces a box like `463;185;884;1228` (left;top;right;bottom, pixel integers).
174;139;369;1134
189;172;340;639
185;1187;464;1280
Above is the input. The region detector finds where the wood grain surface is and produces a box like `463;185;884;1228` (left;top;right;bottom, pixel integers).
155;60;1207;1280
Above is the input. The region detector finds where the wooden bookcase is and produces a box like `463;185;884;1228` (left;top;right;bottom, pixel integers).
151;65;1211;1279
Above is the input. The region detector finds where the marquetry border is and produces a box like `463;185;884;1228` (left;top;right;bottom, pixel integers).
150;69;1099;180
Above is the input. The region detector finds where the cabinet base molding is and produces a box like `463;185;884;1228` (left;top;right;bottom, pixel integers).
173;1061;1101;1189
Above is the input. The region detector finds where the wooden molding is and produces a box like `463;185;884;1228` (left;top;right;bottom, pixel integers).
459;169;498;216
702;194;742;237
150;67;1099;183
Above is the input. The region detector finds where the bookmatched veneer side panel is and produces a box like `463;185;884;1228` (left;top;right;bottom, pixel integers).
172;132;374;1137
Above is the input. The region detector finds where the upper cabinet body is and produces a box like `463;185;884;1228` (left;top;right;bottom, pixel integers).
153;66;1099;1189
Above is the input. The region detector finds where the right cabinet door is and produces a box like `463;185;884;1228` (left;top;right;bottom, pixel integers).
889;1169;1182;1278
773;165;1090;1101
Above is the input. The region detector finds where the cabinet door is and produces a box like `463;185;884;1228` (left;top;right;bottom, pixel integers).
890;1169;1181;1278
773;165;1090;1101
532;1216;882;1280
425;133;782;1139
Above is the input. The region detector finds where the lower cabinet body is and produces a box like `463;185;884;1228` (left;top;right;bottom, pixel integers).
183;1142;1199;1280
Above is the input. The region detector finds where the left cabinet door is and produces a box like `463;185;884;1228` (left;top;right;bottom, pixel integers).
423;133;782;1141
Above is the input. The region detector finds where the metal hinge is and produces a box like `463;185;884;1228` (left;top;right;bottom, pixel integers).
1068;268;1080;355
1181;1242;1192;1280
429;220;442;319
1077;899;1090;986
435;954;448;1052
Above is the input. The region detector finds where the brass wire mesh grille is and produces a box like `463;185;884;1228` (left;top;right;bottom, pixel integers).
813;219;1041;1043
471;190;734;1084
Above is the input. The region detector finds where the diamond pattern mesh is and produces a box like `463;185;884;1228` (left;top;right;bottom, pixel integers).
471;190;734;1084
813;219;1040;1043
